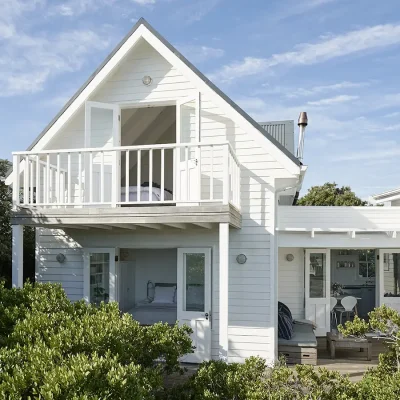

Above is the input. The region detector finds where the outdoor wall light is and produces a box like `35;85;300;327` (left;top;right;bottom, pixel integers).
286;254;294;262
142;75;152;86
56;253;66;264
236;254;247;264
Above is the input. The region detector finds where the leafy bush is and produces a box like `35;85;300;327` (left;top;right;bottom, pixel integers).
339;305;400;371
0;282;193;398
164;357;356;400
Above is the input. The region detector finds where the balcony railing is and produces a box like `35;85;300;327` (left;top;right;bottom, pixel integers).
12;142;241;210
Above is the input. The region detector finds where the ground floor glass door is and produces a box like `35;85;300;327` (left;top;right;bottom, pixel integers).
177;248;211;362
378;249;400;313
305;249;331;336
84;248;116;305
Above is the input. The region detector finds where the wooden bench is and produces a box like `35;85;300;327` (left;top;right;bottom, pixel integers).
327;332;372;360
278;323;317;365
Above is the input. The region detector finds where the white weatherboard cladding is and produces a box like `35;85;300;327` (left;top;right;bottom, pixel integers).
278;248;305;320
36;228;84;301
35;36;294;363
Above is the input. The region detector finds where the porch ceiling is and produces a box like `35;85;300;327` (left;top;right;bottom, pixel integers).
11;204;241;230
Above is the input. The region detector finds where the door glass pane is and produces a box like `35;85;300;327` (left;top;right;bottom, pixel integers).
309;253;326;298
89;253;110;305
184;253;205;311
383;253;400;297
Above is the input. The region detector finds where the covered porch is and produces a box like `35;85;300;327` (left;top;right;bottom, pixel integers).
277;205;400;364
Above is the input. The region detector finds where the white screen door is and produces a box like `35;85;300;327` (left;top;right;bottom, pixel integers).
176;95;200;203
378;249;400;313
84;248;116;305
177;248;211;363
84;101;121;205
305;249;331;336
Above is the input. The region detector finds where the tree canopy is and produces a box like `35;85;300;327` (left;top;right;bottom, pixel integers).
297;182;367;206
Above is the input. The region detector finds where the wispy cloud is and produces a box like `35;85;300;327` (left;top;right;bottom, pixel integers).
275;0;338;20
177;44;224;63
210;24;400;82
287;81;372;98
132;0;156;4
384;111;400;118
174;0;223;24
307;94;359;106
0;27;112;96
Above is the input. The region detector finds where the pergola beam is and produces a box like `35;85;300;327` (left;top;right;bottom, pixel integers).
192;222;213;229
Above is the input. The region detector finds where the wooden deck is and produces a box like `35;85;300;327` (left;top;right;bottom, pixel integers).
315;337;387;382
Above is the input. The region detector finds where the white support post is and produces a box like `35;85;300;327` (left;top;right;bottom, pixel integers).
12;154;20;208
223;144;229;205
12;225;23;288
219;222;229;362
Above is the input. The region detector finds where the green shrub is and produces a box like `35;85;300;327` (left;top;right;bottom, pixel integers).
164;357;356;400
0;282;193;398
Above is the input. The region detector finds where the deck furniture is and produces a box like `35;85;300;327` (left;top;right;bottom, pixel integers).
337;296;358;324
330;297;338;325
278;322;317;365
327;332;372;360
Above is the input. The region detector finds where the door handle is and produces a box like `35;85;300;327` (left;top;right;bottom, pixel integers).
205;312;210;320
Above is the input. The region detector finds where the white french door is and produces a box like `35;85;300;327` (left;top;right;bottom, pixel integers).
305;249;331;336
177;248;211;363
176;94;200;203
378;249;400;313
84;248;116;304
84;101;121;205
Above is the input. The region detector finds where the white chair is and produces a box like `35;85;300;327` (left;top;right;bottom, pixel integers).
338;296;357;325
330;297;338;326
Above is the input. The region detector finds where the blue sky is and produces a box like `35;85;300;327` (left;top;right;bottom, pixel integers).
1;0;400;198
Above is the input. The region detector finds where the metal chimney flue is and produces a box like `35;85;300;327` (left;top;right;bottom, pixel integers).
297;112;308;162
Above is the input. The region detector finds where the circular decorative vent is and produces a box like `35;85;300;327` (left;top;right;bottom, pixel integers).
56;253;66;264
286;254;294;262
142;75;152;86
236;254;247;265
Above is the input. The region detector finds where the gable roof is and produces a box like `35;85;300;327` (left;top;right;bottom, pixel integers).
11;18;301;177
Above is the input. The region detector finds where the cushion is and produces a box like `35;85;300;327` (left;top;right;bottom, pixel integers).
278;301;293;321
152;286;176;304
278;311;294;340
278;323;317;347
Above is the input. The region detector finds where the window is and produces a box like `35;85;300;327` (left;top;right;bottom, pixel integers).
358;250;375;278
309;253;326;298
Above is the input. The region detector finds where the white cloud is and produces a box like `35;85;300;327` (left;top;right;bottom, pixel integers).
211;24;400;82
132;0;156;4
384;111;400;118
286;81;372;98
174;0;222;24
307;94;359;106
177;44;224;63
0;28;112;96
48;0;114;17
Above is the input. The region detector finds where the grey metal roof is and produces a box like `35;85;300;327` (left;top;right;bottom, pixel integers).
18;18;301;167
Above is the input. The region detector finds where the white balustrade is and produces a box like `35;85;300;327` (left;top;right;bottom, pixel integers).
12;142;241;210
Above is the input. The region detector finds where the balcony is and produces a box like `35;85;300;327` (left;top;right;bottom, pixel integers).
11;142;241;229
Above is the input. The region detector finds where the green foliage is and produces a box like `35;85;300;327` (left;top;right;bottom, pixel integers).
0;159;35;286
339;305;400;370
164;357;356;400
297;182;367;206
0;283;193;398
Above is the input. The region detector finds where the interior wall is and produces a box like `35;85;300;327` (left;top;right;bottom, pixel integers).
133;249;177;303
278;248;304;320
121;106;175;191
331;249;376;286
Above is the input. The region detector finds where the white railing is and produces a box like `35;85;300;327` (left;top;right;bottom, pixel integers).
12;142;241;210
